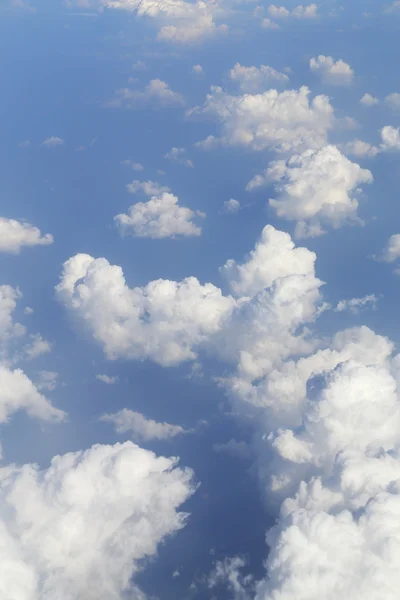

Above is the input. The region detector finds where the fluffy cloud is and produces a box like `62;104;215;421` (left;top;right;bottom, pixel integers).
24;333;52;360
228;63;289;92
380;125;400;150
0;217;53;254
334;294;378;314
249;145;373;237
115;183;204;238
360;93;379;106
164;146;193;167
101;408;187;441
385;92;400;110
267;4;318;19
223;198;240;213
192;64;203;74
96;374;118;384
189;86;334;153
105;79;184;109
380;233;400;263
41;136;64;147
55;253;235;366
343;139;380;158
310;55;354;85
0;441;194;599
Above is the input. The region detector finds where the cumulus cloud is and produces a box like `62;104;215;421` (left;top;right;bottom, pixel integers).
208;556;253;599
105;79;184;109
261;18;280;29
380;125;400;150
24;333;52;360
0;441;194;599
122;159;144;171
35;370;59;392
360;93;379;106
101;408;187;441
380;233;400;263
0;217;53;254
189;85;334;153
115;184;204;238
213;439;252;459
192;64;203;74
164;146;193;167
343;139;380;158
223;199;240;213
385;92;400;110
41;136;64;147
249;145;373;237
96;374;118;384
267;4;318;19
55;253;235;366
334;294;378;314
310;55;354;85
228;63;289;92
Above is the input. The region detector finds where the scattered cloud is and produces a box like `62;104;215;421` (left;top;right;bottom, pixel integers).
334;294;378;314
96;374;118;384
310;55;354;85
267;4;318;19
229;63;289;92
41;136;65;148
0;218;53;254
101;408;187;441
122;159;145;171
343;139;380;158
105;79;185;109
385;92;400;110
18;140;31;148
164;146;193;167
380;125;400;150
192;64;204;74
223;199;240;214
24;333;52;360
261;18;280;29
23;306;34;315
213;439;252;459
360;93;379;106
380;233;400;263
35;370;59;392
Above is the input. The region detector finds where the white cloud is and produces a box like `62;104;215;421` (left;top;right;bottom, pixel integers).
0;441;194;599
360;93;379;106
122;160;144;171
127;179;170;196
208;556;253;599
192;64;204;74
0;286;25;344
164;146;193;167
115;189;204;238
96;374;118;384
189;85;334;154
105;79;185;109
380;125;400;150
101;408;187;441
380;233;400;263
343;139;380;158
229;63;289;93
261;17;280;28
385;1;400;14
334;294;378;314
310;55;354;85
35;370;59;392
223;199;240;213
23;306;34;315
262;145;373;237
24;334;52;360
267;4;318;19
56;253;235;366
385;92;400;110
41;136;64;148
213;439;252;459
0;218;53;254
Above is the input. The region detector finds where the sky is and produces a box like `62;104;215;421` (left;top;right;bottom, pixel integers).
1;0;400;598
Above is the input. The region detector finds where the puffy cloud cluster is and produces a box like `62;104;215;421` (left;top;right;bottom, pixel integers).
189;86;334;154
334;294;377;314
115;180;205;238
228;63;289;93
380;125;400;151
248;145;373;237
267;4;318;19
343;139;380;158
67;0;227;43
380;233;400;264
105;79;184;109
360;93;379;106
0;217;53;254
0;441;194;599
164;146;193;167
101;408;187;441
310;55;354;85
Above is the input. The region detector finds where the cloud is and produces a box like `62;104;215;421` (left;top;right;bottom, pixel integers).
23;306;34;315
208;556;253;599
101;408;187;441
127;180;170;196
380;125;400;150
213;439;252;459
105;79;185;109
385;93;400;110
35;371;59;392
250;145;373;238
122;160;144;171
0;218;53;254
334;294;378;314
164;146;193;167
0;441;194;599
385;1;400;13
223;199;240;213
192;64;203;74
343;139;380;158
41;136;64;148
261;17;280;29
380;233;400;263
24;333;52;360
310;55;354;85
114;187;205;238
189;86;334;154
56;253;235;366
360;93;379;106
96;374;118;384
228;63;289;92
267;4;318;19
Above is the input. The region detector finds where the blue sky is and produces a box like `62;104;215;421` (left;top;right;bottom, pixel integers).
2;1;400;599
